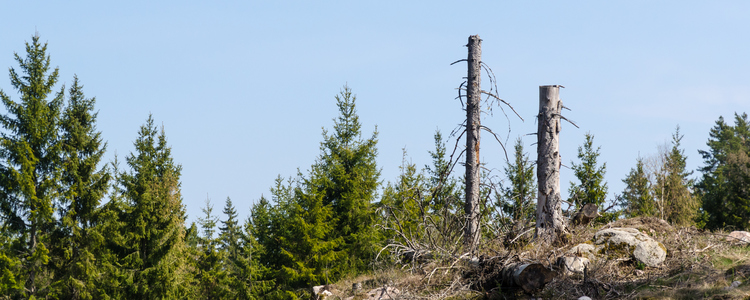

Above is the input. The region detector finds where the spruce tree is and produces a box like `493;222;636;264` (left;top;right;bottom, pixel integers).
497;138;536;224
219;197;241;266
621;157;656;218
248;194;282;298
380;151;425;244
251;86;380;291
569;133;612;221
698;113;750;230
219;197;261;298
49;76;111;299
252;177;293;273
424;130;461;214
0;34;64;298
196;197;230;299
117;115;189;298
656;126;698;226
311;85;380;273
0;231;22;296
423;130;462;241
279;174;341;288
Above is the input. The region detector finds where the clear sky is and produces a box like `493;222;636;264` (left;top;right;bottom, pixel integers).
2;1;749;224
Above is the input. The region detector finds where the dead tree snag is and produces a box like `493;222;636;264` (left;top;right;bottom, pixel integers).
464;35;482;251
536;85;569;244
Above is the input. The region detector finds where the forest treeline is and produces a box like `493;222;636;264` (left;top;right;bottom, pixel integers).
1;36;749;299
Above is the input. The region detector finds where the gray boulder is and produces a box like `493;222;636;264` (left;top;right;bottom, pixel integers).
557;256;590;275
568;243;597;260
594;227;666;267
727;231;750;244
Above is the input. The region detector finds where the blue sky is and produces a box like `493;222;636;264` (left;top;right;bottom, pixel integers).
2;1;749;223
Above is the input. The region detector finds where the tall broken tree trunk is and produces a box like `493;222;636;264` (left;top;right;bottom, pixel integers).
536;85;568;244
464;35;482;251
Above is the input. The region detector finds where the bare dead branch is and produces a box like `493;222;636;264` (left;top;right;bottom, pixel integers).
480;125;509;162
481;90;523;121
550;113;579;128
455;87;523;122
450;59;467;65
455;81;466;108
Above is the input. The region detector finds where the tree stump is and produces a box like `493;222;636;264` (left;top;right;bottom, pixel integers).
572;203;599;226
501;262;557;293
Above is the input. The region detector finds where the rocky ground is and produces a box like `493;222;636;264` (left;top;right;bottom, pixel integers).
313;217;750;300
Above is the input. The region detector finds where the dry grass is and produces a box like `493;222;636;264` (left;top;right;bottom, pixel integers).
356;218;750;299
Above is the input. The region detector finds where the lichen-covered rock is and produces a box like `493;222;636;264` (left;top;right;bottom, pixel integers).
568;243;597;260
594;227;666;267
558;256;590;275
727;231;750;244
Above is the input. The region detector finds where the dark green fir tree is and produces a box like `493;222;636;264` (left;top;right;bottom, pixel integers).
621;157;655;218
0;34;64;298
49;76;111;300
569;133;613;222
306;85;380;274
497;138;536;225
656;126;698;226
117;115;190;298
195;197;230;299
380;151;425;244
698;113;750;229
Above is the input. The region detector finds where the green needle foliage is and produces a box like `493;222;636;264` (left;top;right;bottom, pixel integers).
569;133;608;208
249;86;379;296
0;34;65;298
656;126;698;227
312;85;380;273
496;138;536;225
380;151;426;244
621;157;656;218
116;115;189;299
569;133;614;222
196;197;231;299
423;131;462;242
49;76;111;300
698;113;750;230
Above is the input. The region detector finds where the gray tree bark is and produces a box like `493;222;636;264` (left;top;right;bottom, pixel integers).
464;35;482;251
536;85;568;244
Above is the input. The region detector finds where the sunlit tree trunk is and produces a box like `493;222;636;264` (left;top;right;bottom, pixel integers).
464;35;482;251
536;85;568;244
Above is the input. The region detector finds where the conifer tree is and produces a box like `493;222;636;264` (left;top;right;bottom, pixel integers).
248;194;282;298
219;197;241;266
569;133;608;208
496;138;536;224
656;127;698;226
0;34;64;298
698;113;750;230
93;156;130;299
240;215;274;299
117;115;189;298
196;197;230;299
424;130;461;214
279;175;341;288
310;85;380;273
621;157;656;218
220;197;266;299
380;151;425;244
423;131;462;241
252;178;293;273
49;76;111;299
